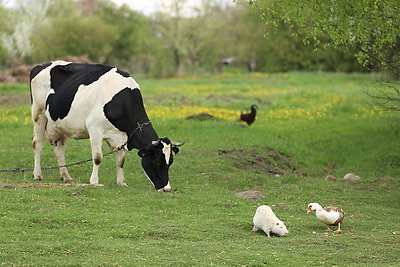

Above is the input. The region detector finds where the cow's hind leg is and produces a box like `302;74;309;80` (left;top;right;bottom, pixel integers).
53;138;73;183
32;105;46;180
115;149;127;186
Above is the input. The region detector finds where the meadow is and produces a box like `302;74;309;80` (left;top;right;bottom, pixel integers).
0;71;399;266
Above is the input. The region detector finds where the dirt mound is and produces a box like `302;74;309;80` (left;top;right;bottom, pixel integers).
271;204;295;211
218;148;305;176
0;65;34;84
0;55;93;84
235;190;265;200
186;112;219;121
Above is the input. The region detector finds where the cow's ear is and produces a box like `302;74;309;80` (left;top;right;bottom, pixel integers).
171;146;180;156
138;148;149;158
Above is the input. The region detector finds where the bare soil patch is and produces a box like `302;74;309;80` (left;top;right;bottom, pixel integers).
0;55;92;84
271;204;295;211
0;183;103;189
218;148;305;176
0;94;30;108
235;190;265;201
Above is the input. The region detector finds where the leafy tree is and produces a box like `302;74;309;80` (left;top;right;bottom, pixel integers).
150;0;259;76
151;0;191;76
96;1;155;69
31;0;118;63
256;22;365;72
253;0;400;76
0;4;10;65
253;0;399;111
0;0;49;65
180;0;234;73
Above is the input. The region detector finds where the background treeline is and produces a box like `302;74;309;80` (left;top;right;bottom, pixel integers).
0;0;364;77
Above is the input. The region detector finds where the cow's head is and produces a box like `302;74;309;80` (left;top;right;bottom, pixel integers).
137;138;184;191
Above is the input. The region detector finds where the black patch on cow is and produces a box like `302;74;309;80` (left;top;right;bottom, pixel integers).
116;68;130;78
103;87;154;150
94;153;102;165
46;63;115;121
30;62;52;81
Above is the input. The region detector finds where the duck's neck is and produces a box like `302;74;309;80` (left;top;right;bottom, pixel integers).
314;203;323;211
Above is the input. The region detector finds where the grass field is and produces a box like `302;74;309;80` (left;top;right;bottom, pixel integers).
0;72;399;266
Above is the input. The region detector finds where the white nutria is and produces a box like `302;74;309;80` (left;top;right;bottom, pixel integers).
252;205;289;237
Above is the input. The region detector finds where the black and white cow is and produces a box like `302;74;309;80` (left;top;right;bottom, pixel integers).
30;60;183;191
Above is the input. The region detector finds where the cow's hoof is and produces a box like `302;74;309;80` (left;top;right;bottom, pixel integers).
33;176;42;181
117;182;128;187
62;177;74;183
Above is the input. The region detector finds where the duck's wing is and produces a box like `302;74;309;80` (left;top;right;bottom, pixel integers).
317;207;341;225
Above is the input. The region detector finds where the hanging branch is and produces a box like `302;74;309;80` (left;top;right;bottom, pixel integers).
366;82;400;111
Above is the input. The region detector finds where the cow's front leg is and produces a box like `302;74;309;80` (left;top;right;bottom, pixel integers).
53;138;73;183
89;136;102;185
115;149;127;186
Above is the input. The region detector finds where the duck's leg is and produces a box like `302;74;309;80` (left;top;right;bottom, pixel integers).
335;222;342;232
325;226;332;231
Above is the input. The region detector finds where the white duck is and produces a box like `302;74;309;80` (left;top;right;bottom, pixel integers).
307;203;346;231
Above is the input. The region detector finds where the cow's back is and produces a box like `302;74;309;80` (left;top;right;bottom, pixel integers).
30;60;141;140
48;63;113;121
30;60;132;100
30;60;137;119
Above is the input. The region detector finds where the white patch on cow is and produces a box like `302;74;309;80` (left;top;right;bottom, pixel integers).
163;181;171;192
161;140;171;165
157;182;171;192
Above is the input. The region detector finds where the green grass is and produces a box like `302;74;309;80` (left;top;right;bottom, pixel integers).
0;83;28;95
0;72;399;266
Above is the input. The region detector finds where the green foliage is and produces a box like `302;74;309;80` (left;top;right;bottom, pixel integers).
150;1;221;76
257;23;365;72
255;0;400;76
0;43;7;65
0;83;28;95
0;0;388;76
96;1;155;67
0;73;399;265
31;12;118;62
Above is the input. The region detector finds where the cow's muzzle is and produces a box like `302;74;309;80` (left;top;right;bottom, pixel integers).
157;181;171;192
